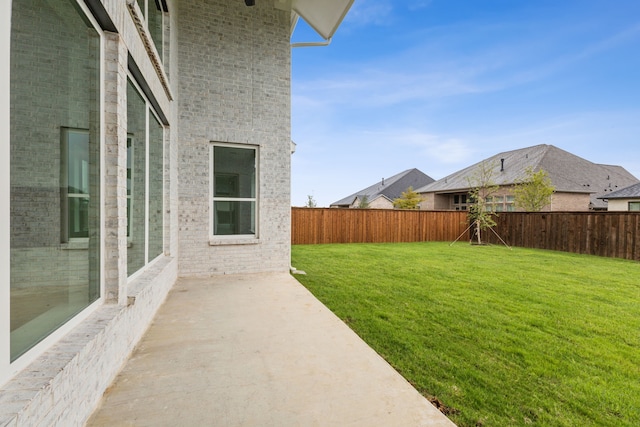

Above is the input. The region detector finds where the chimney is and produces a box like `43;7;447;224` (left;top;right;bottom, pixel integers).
500;158;505;172
381;178;385;186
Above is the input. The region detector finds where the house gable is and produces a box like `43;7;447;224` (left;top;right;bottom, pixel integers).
331;168;434;208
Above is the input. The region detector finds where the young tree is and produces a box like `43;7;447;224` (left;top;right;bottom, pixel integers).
467;161;500;244
357;195;370;209
393;186;423;210
304;194;317;208
513;167;555;211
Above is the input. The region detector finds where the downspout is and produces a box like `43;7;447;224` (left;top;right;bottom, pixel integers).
291;38;332;48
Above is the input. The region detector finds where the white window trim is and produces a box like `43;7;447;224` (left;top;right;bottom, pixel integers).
126;76;165;280
209;142;260;244
0;0;12;386
1;0;105;386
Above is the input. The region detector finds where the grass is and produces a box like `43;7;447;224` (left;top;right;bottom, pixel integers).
291;242;640;427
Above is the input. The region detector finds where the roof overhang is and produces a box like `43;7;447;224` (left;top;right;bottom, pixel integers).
276;0;354;40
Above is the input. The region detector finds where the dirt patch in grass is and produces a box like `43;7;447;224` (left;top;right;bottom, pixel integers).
428;396;459;416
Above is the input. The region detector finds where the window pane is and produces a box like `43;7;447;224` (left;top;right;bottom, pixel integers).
214;147;255;198
68;197;90;238
127;80;147;276
148;114;164;260
67;131;90;195
10;0;100;360
147;2;163;62
63;129;91;241
629;202;640;211
214;201;255;235
136;0;145;17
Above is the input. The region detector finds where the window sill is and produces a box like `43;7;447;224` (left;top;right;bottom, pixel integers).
209;237;261;246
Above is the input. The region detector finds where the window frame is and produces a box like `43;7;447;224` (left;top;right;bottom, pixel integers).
0;0;11;384
452;193;468;211
2;0;105;384
628;201;640;212
136;0;166;62
61;127;91;244
126;76;165;280
126;134;134;243
209;143;259;242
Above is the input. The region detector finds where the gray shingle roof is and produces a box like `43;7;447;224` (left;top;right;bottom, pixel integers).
598;182;640;199
415;144;638;209
331;168;435;207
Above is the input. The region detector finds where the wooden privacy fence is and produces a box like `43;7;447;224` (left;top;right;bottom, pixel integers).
483;211;640;262
292;208;640;262
291;208;469;245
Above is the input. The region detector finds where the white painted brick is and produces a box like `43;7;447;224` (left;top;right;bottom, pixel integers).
176;0;292;276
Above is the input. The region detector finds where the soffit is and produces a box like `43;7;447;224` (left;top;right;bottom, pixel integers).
292;0;354;39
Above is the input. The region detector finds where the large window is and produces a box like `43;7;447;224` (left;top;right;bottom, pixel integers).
127;78;164;277
210;144;258;237
629;202;640;211
9;0;101;362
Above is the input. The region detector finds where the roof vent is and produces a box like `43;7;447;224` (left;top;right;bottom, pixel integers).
500;158;505;172
382;178;385;186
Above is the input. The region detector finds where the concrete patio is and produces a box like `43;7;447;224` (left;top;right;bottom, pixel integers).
86;273;455;426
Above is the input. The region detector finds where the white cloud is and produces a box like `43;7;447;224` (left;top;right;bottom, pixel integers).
293;60;498;111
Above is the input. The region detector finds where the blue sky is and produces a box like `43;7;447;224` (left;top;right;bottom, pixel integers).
290;0;640;207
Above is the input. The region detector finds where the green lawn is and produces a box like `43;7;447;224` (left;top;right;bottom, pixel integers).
291;242;640;427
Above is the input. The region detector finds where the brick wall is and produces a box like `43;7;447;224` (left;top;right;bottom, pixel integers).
176;0;292;276
551;192;590;211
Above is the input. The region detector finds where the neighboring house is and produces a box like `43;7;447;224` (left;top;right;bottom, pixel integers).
416;144;639;212
330;168;435;209
598;182;640;211
1;0;353;424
